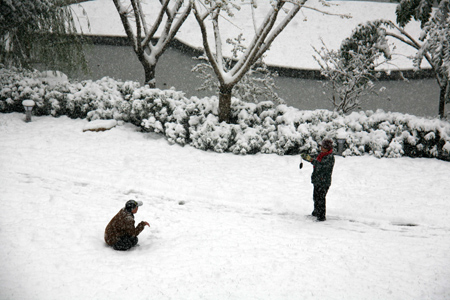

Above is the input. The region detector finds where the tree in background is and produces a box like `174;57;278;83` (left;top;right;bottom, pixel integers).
192;0;304;123
338;0;450;119
192;33;284;106
0;0;89;73
313;42;388;113
313;22;392;113
112;0;191;88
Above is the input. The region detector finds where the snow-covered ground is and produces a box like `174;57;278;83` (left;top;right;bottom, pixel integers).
72;0;427;70
1;112;449;299
1;1;448;298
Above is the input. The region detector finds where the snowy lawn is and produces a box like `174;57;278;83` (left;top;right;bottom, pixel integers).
0;112;449;299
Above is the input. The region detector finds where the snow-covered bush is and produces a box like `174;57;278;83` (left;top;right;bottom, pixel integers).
189;114;235;153
0;68;55;114
1;68;449;160
0;69;126;119
132;87;191;145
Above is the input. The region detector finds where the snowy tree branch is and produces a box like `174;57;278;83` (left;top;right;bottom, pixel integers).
145;0;171;45
112;0;138;50
230;1;284;77
130;0;143;46
113;0;192;86
212;9;225;72
193;2;226;86
254;1;303;59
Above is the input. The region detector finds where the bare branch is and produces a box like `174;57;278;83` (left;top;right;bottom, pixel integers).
230;1;284;77
212;9;224;71
193;1;226;86
146;0;171;43
136;0;148;36
130;0;142;47
154;1;192;61
254;1;303;59
112;0;138;50
300;5;351;19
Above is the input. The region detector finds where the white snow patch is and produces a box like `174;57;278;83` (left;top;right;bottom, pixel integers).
82;119;118;132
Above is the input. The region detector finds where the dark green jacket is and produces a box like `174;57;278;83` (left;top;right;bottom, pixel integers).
311;153;335;188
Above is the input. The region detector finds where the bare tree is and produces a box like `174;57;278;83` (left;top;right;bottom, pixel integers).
192;34;285;105
192;0;305;123
112;0;191;87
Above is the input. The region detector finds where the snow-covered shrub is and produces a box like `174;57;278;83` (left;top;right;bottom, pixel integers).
118;80;141;100
0;69;127;119
0;68;49;113
75;77;125;120
1;68;449;160
133;88;192;145
385;138;405;158
165;122;188;145
229;126;264;155
189;114;235;153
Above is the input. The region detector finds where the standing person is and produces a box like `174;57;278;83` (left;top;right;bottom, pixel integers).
105;200;150;250
301;138;335;221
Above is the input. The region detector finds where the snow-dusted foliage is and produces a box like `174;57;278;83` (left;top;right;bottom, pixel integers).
417;4;450;79
1;68;449;160
192;0;304;122
313;38;387;114
192;34;284;105
0;0;88;72
340;0;450;118
0;68;134;119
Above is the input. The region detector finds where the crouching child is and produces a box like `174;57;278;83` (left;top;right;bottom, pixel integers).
105;200;150;250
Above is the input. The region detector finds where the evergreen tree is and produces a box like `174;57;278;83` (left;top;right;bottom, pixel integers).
0;0;88;73
313;36;389;113
337;0;450;118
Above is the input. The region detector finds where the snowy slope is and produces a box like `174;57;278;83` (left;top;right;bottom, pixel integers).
0;113;449;299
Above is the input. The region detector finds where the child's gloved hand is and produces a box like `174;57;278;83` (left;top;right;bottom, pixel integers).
301;153;312;162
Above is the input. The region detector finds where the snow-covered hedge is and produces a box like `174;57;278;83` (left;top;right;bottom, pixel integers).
1;68;449;160
0;68;139;119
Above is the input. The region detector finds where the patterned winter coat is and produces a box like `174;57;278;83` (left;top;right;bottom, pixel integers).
311;152;335;188
104;208;146;246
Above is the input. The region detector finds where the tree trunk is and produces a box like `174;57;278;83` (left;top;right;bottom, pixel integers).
219;85;233;123
135;47;157;88
143;62;156;88
438;82;447;119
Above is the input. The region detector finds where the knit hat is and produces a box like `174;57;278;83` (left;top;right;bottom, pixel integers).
321;138;333;150
125;200;143;212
